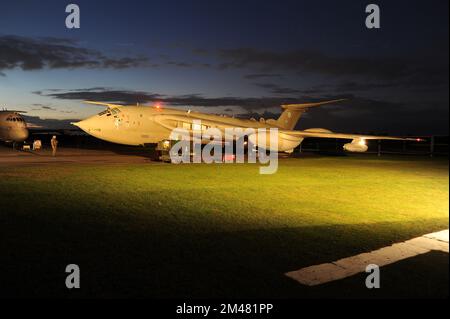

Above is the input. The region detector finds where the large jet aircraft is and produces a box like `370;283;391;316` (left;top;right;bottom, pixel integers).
73;99;420;153
0;110;29;143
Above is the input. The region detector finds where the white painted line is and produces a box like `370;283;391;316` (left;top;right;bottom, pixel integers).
405;237;449;253
285;263;351;286
423;229;449;243
285;229;449;286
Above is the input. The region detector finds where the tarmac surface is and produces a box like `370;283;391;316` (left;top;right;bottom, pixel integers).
0;145;155;166
0;144;297;166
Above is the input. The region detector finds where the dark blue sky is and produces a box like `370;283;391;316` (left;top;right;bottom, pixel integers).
0;0;448;134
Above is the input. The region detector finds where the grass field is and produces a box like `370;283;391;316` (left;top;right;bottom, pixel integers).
0;156;448;298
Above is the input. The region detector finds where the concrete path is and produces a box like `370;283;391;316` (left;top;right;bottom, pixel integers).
285;229;449;286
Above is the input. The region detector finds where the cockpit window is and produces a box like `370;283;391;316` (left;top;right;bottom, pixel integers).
6;116;25;122
98;108;120;117
6;116;23;122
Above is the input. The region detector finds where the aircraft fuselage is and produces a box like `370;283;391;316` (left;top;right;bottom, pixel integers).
74;106;303;151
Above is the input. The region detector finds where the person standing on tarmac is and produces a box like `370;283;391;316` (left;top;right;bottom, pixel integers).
51;135;58;157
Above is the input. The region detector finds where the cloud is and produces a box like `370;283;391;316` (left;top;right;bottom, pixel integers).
23;115;80;129
252;81;388;95
31;88;448;134
166;61;211;68
243;73;283;79
35;88;331;110
37;37;78;45
166;61;193;67
254;75;449;96
0;35;149;72
253;83;302;95
102;57;149;69
35;89;163;105
41;106;57;111
298;98;449;135
192;48;209;56
163;95;306;109
217;48;408;78
27;103;57;111
332;82;398;92
278;82;399;95
217;48;449;85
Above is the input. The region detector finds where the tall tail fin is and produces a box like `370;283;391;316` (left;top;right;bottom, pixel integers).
276;99;347;129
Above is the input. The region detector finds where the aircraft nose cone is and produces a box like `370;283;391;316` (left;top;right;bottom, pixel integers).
72;117;103;137
10;128;29;142
72;120;89;132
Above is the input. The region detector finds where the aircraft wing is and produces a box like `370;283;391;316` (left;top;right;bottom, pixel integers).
84;101;122;109
280;129;423;141
1;110;28;113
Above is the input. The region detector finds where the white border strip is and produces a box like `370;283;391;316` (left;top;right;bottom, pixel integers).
285;229;449;286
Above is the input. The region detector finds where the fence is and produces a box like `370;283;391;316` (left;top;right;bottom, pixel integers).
298;136;449;157
29;130;449;157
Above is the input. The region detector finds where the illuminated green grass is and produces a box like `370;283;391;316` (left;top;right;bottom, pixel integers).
0;156;448;298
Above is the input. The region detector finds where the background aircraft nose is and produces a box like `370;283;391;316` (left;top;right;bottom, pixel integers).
11;128;29;142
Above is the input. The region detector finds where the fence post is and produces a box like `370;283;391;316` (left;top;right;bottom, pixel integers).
430;136;435;157
377;140;381;157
